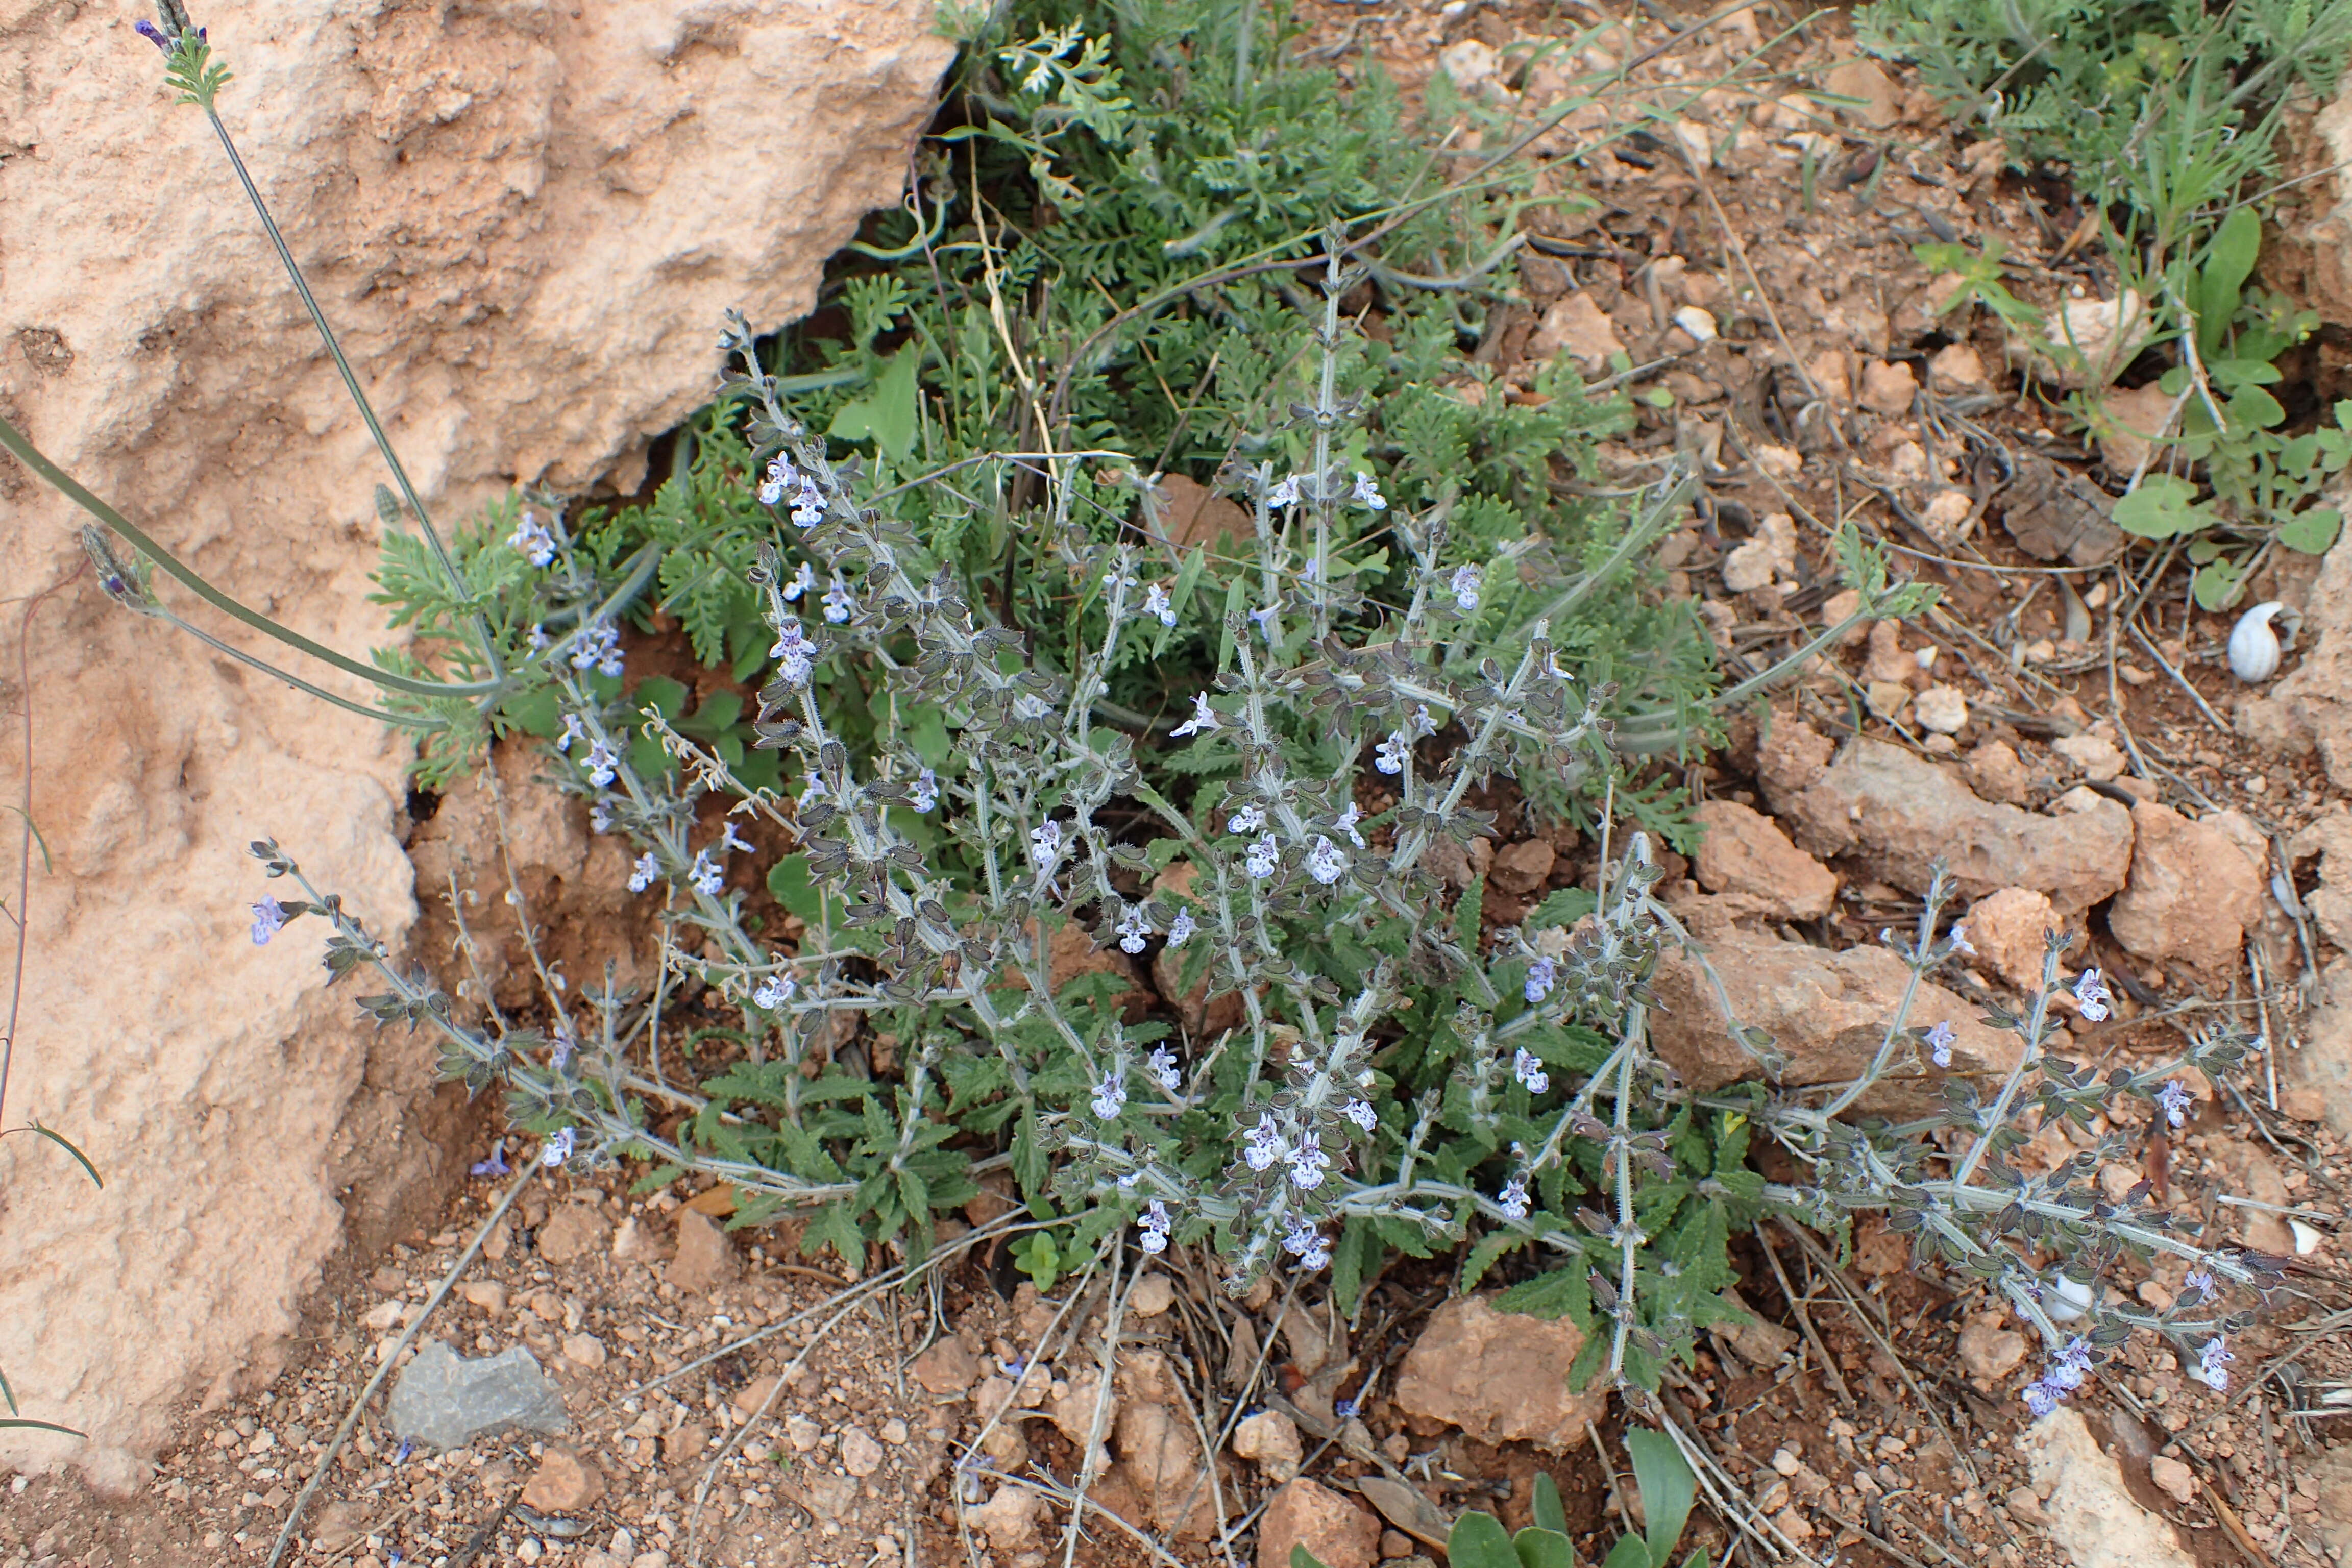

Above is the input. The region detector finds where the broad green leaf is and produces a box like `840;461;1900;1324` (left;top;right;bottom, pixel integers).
1533;1473;1570;1537
1604;1534;1654;1568
1627;1428;1697;1568
2277;508;2342;555
2196;207;2261;356
1448;1509;1521;1568
1516;1527;1575;1568
1293;1550;1331;1568
2193;557;2248;611
828;346;922;460
2112;475;2212;539
1528;887;1597;930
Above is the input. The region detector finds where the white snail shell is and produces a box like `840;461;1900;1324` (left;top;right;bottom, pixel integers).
2229;601;2287;683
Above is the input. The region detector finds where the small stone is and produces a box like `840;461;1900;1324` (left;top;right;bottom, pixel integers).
1913;684;1968;735
2053;732;2126;782
1964;740;2033;805
667;1209;738;1293
1922;488;1974;538
1858;359;1918;416
362;1300;407;1331
561;1333;607;1369
841;1426;885;1477
1488;839;1556;896
1692;800;1838;920
1722;539;1778;594
1865;679;1913;721
1129;1275;1175;1317
610;1215;656;1263
1824;55;1900;127
1773;1449;1804;1476
1963;887;2061;992
536;1203;609;1266
1671;305;1718;342
969;1485;1043;1549
1438;39;1498;92
1928;342;1989;389
1379;1530;1414;1559
911;1336;983;1397
369;1266;407;1294
732;1376;780;1418
1863;620;1914;684
1233;1409;1304;1483
2110;801;2265;977
1528;292;1626;377
2024;1408;2197;1568
664;1422;709;1464
459;1281;508;1316
1393;1295;1605;1453
880;1418;909;1445
1258;1478;1382;1568
311;1501;366;1554
521;1446;605;1511
1958;1317;2027;1380
387;1341;569;1452
2149;1455;2197;1506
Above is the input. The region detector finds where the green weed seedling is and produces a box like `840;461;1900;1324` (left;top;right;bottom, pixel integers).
1292;1440;1701;1568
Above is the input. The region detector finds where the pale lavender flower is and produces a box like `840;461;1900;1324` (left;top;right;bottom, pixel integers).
1245;832;1279;879
555;713;587;753
2047;1336;2092;1392
1948;922;1976;955
1305;836;1347;885
1925;1019;1956;1068
1030;820;1064;869
1144;583;1176;627
541;1127;577;1167
753;974;796;1010
1250;604;1279;641
1281;1214;1329;1270
2022;1380;2063;1419
549;1026;575;1073
685;849;723;897
589;798;614;835
584;739;619;788
527;623;551;653
1244;1115;1287;1172
1286;1132;1331;1190
1265;476;1300;508
2073;967;2113;1022
1139;1200;1172;1255
1512;1047;1550;1095
1524;958;1558;1004
2192;1337;2232;1391
1343;1098;1377;1131
1334;801;1366;849
909;767;938;813
1117;905;1152;955
720;820;754;856
1166;909;1196;946
2156;1077;2193;1128
509;509;557;567
572;622;622;676
2184;1268;2216;1297
1148;1045;1182;1093
1497;1174;1531;1221
769;622;817;687
1407;703;1440;739
1352;472;1387;510
250;897;288;945
627;852;659;893
1227;802;1267;835
1374;733;1410;775
1172;692;1222;737
470;1144;511;1178
822;577;854;624
1449;565;1482;612
758;453;799;507
783;560;816;601
790;475;825;528
1092;1072;1127;1120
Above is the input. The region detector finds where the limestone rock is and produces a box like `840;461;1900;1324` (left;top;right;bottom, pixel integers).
2292;811;2352;949
2215;1141;2297;1256
1648;932;2021;1095
1691;800;1837;920
2314;1443;2352;1561
2109;803;2264;977
1233;1409;1304;1483
911;1336;984;1398
2021;1408;2196;1568
1859;359;1919;416
1774;739;2133;912
521;1446;605;1512
1257;1479;1382;1568
2236;527;2352;788
1964;740;2035;805
1914;685;1969;736
1757;716;1835;805
969;1485;1044;1550
387;1342;569;1452
2275;83;2352;330
2052;732;2127;782
1489;839;1558;896
0;0;950;1490
840;1426;886;1478
1129;1274;1175;1317
667;1209;739;1294
1961;887;2062;992
536;1203;611;1267
2291;959;2352;1140
1529;293;1626;376
1393;1295;1606;1453
1958;1317;2027;1381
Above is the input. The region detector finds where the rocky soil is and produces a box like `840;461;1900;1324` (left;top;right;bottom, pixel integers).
7;0;2352;1566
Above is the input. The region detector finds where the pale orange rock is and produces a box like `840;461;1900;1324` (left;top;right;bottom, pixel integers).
1691;801;1838;920
1394;1296;1607;1453
1961;887;2062;992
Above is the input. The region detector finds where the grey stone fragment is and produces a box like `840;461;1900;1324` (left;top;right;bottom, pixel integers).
388;1340;569;1451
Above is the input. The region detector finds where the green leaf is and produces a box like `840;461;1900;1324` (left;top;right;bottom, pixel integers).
2193;556;2249;611
1604;1535;1654;1568
767;855;835;925
1627;1429;1697;1568
2277;508;2342;555
1516;1528;1575;1568
1293;1549;1332;1568
1528;887;1596;930
1011;1231;1062;1291
1533;1473;1569;1537
1448;1510;1522;1568
2195;207;2261;356
828;346;922;461
1454;872;1486;949
2112;475;2213;539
